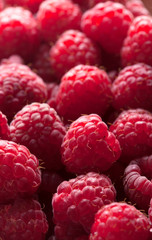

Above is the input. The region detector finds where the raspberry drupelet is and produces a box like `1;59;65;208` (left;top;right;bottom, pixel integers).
90;202;150;240
81;1;133;54
0;198;48;240
112;63;152;112
61;114;121;174
52;172;116;239
50;30;102;79
10;103;66;171
0;140;41;204
5;0;44;13
110;109;152;164
0;7;40;61
56;65;112;121
37;0;82;43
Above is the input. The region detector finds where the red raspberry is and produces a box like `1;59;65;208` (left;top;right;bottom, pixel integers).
50;30;102;79
0;7;40;61
125;0;150;17
0;63;47;121
0;198;48;240
124;156;152;211
10;103;66;171
110;109;152;164
5;0;44;13
81;2;133;54
56;65;112;121
61;114;121;174
90;202;150;240
0;111;10;140
37;0;82;43
32;44;56;83
52;172;116;239
0;140;41;204
121;16;152;67
112;63;152;112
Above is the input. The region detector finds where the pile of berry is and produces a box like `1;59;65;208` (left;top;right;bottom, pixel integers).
0;0;152;239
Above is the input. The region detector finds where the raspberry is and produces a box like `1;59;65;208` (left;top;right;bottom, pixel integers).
10;103;66;171
112;63;152;112
52;172;116;239
124;155;152;211
0;7;40;61
0;63;47;121
32;44;56;83
81;2;133;54
5;0;44;13
56;65;112;121
125;0;150;17
109;109;152;163
0;198;48;240
61;114;121;174
37;0;82;43
0;140;41;204
121;16;152;67
50;30;102;79
0;111;10;140
90;202;150;240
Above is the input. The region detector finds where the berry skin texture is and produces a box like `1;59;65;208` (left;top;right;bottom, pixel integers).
81;2;133;54
121;16;152;67
50;30;102;79
110;109;152;164
124;155;152;211
0;198;48;240
0;111;10;140
52;172;116;239
112;63;152;112
0;140;41;204
5;0;44;13
0;7;40;61
0;63;47;121
10;103;66;171
37;0;82;43
61;114;121;174
56;65;112;121
90;202;150;240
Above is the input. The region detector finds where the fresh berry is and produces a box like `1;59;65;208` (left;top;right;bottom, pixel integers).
0;111;10;140
50;30;102;79
90;202;150;240
124;155;152;211
110;109;152;164
0;140;41;204
121;15;152;67
5;0;44;13
125;0;150;17
56;65;112;121
112;63;152;112
0;198;48;240
37;0;82;43
0;7;40;61
61;114;121;174
81;2;133;54
52;172;116;239
10;103;66;171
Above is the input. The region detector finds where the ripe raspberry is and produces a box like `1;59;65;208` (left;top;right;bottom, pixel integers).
112;63;152;112
56;65;112;121
37;0;82;43
61;114;121;174
5;0;44;13
124;155;152;211
0;7;40;61
0;140;41;204
121;16;152;67
32;44;56;83
90;202;150;240
0;63;47;121
0;111;10;140
52;172;116;239
81;2;133;54
125;0;150;17
0;198;48;240
10;103;66;171
110;109;152;164
50;30;102;79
